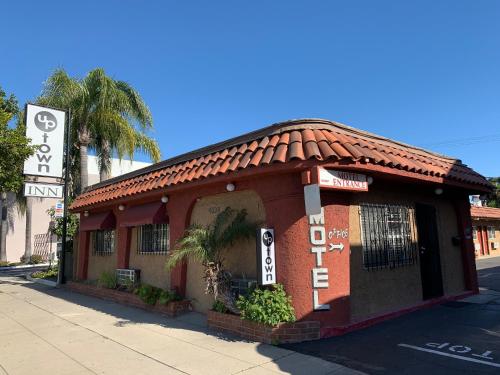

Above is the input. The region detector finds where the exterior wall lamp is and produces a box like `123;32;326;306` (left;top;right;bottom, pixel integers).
118;204;125;211
226;183;235;192
367;176;374;185
161;195;169;203
83;211;89;217
435;188;443;195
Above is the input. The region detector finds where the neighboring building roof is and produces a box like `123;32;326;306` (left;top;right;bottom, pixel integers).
471;206;500;220
71;119;492;210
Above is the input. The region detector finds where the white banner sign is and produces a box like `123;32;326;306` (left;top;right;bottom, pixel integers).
319;168;368;192
258;228;276;285
23;104;65;178
24;182;63;198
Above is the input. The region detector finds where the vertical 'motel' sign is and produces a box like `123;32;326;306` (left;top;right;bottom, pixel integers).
258;228;276;285
309;207;330;310
23;104;65;178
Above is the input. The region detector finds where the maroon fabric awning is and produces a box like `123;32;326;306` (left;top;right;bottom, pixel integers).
120;202;167;227
80;211;116;231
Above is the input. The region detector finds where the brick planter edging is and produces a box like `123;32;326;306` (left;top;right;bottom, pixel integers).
207;310;320;344
65;281;192;317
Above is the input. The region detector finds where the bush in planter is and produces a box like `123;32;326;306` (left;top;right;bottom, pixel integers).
32;267;58;280
134;283;162;305
98;271;117;289
158;289;181;305
29;254;44;264
236;284;296;326
212;300;228;313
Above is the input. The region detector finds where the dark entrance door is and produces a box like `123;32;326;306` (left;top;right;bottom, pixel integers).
415;203;444;300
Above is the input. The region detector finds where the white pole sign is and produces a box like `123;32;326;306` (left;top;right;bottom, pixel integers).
23;104;65;178
24;182;63;198
258;228;276;285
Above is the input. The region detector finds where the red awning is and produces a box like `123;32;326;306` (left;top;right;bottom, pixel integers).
80;211;116;231
120;202;167;227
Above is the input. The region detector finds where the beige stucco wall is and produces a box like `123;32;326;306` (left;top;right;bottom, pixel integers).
87;232;117;281
128;228;171;289
5;194;58;262
185;190;266;313
349;188;465;321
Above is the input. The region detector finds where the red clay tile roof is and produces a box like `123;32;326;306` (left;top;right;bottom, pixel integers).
471;206;500;220
71;119;492;210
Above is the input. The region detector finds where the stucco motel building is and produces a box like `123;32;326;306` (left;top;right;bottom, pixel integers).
69;119;492;337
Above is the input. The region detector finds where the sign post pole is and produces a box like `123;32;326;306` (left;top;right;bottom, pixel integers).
57;109;71;285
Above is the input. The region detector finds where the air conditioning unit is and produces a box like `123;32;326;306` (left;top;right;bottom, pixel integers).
116;269;140;286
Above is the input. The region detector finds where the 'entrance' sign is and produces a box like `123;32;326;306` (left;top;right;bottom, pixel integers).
257;228;276;285
23;104;66;178
319;168;368;192
24;182;63;198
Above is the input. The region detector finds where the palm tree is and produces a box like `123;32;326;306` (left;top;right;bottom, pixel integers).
38;68;160;192
166;207;259;314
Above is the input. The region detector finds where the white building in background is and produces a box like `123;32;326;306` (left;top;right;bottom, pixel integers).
4;156;151;263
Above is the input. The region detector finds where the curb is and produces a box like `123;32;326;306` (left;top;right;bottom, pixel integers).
0;263;54;271
26;274;57;287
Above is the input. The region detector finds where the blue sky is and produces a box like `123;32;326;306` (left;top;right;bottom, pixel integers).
2;1;499;176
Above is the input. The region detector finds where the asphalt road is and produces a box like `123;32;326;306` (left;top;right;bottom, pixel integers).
283;256;500;375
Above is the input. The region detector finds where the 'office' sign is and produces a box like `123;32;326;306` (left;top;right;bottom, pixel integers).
257;228;276;285
23;104;65;178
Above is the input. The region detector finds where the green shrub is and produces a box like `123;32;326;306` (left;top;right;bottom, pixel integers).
236;284;296;326
134;284;162;305
29;255;44;264
119;277;136;292
98;271;117;289
32;267;58;280
212;300;228;313
158;289;181;305
0;261;10;267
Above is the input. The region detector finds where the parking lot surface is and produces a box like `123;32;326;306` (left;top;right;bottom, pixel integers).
284;257;500;375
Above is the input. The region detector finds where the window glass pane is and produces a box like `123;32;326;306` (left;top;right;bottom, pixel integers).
92;230;114;255
359;203;417;270
138;224;169;254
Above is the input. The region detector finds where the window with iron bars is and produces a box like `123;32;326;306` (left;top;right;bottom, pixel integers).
359;203;418;270
472;226;478;240
488;226;496;240
92;230;115;255
137;224;169;254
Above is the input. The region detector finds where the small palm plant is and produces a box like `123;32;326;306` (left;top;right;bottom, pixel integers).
166;207;258;314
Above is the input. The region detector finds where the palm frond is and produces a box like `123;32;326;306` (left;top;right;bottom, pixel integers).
165;225;210;269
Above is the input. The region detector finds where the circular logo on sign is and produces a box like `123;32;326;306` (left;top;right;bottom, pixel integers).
34;111;58;132
262;230;273;246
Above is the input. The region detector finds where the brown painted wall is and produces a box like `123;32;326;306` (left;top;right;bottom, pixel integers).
349;187;466;320
185;190;266;312
128;228;171;289
87;232;117;281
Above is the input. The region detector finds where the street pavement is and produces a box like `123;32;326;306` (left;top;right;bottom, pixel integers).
0;276;362;375
283;256;500;375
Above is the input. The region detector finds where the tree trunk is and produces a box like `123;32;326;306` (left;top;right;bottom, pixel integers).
99;139;111;182
23;196;33;262
79;127;91;190
204;262;240;314
0;193;7;262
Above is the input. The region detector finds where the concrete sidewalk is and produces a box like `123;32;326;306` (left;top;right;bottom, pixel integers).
0;277;362;375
